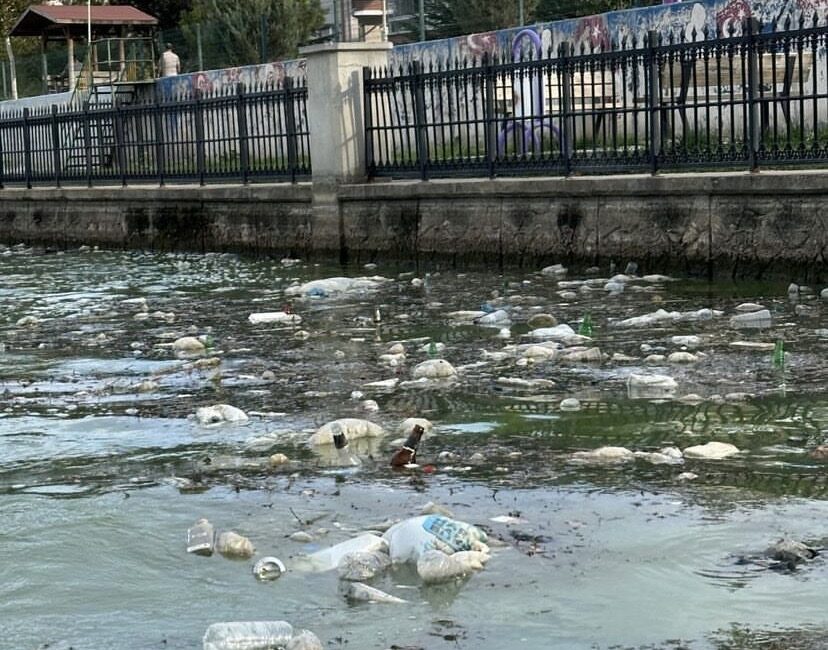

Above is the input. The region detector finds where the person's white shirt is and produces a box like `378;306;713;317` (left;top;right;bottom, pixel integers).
159;49;180;77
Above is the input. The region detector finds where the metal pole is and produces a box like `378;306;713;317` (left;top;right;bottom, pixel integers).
419;0;425;41
41;36;49;95
519;0;525;26
646;30;661;175
260;15;268;62
196;23;204;71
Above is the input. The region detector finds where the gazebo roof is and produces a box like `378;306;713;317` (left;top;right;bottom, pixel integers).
9;4;158;38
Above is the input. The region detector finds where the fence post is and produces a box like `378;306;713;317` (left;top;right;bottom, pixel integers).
558;41;575;176
113;98;127;187
50;104;61;188
236;83;249;184
194;89;206;186
284;77;299;183
410;61;429;181
82;101;93;188
745;17;761;171
153;88;165;186
363;66;376;179
646;30;662;175
22;107;33;189
0;116;4;189
483;53;496;178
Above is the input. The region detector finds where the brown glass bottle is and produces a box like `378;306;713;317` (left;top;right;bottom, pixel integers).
390;424;425;467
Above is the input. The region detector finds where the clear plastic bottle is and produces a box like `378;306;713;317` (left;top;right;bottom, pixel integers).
202;621;293;650
331;425;361;467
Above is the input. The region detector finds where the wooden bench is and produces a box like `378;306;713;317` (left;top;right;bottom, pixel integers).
659;51;814;136
660;52;813;97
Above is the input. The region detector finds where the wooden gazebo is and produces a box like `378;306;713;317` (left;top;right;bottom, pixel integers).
9;4;158;93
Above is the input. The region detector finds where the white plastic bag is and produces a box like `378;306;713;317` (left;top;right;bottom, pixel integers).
382;515;488;563
302;533;387;572
337;549;391;581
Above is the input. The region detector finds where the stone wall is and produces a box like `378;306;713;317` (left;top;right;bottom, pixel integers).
0;171;825;280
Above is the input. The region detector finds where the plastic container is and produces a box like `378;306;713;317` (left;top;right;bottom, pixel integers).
187;518;215;556
202;621;293;650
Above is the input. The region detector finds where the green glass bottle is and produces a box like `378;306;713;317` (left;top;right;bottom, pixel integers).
578;312;593;337
773;339;785;369
428;341;438;358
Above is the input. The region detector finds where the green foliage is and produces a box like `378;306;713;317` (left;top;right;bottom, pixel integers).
181;0;325;67
412;0;540;40
536;0;659;21
111;0;194;30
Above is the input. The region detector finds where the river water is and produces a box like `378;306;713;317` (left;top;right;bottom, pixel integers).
1;246;827;650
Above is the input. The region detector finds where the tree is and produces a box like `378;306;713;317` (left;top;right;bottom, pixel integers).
415;0;540;40
111;0;194;30
182;0;324;68
536;0;658;21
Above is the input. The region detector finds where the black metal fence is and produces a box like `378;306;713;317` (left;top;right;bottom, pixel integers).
364;17;828;179
0;78;310;189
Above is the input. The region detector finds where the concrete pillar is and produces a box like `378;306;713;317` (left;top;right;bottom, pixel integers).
299;41;392;255
300;41;392;185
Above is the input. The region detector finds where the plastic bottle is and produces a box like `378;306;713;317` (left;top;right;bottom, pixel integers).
332;425;361;467
428;341;438;358
186;518;214;556
390;424;424;467
202;621;293;650
578;312;593;337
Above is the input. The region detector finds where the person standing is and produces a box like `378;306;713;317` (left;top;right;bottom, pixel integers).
159;42;180;77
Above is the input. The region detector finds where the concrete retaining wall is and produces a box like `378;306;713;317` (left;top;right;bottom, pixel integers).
1;171;825;279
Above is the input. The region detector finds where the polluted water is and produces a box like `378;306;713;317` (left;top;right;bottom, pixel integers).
1;245;828;649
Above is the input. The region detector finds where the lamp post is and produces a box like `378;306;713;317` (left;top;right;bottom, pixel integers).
519;0;525;26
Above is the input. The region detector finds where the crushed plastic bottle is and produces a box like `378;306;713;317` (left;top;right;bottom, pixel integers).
186;518;214;556
202;621;293;650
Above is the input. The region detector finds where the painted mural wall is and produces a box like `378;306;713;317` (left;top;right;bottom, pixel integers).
390;0;827;69
155;58;306;99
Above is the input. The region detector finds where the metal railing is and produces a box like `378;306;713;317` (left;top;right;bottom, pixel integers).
364;16;828;179
0;78;310;188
